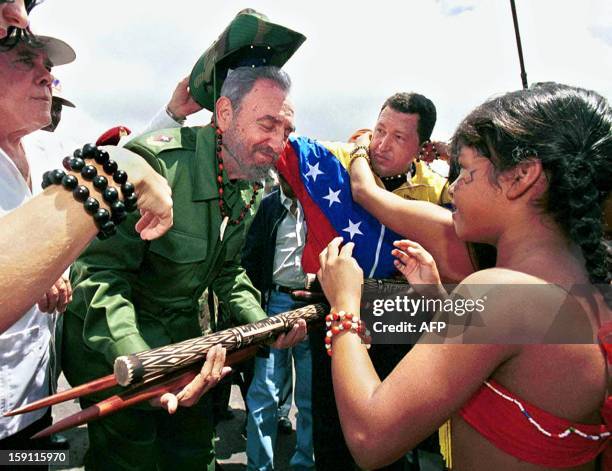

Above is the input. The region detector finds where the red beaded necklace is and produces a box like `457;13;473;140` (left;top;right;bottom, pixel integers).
214;125;260;229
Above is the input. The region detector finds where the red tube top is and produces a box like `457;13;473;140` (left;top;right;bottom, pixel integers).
460;323;612;468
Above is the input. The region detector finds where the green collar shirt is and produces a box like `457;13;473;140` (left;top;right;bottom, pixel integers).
64;125;266;387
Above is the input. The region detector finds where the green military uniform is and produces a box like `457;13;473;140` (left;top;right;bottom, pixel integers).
60;8;305;469
62;125;266;470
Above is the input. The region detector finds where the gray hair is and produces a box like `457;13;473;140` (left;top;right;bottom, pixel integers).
220;66;291;112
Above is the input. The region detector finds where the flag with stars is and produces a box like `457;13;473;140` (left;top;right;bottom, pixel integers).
276;135;402;278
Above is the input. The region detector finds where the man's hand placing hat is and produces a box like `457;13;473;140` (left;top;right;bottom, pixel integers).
166;76;203;123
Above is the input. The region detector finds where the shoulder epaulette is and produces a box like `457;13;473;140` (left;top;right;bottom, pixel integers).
125;127;196;174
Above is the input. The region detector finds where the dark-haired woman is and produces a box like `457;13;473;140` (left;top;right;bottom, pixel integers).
318;83;611;470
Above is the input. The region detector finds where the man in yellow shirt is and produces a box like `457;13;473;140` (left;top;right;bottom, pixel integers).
311;92;448;471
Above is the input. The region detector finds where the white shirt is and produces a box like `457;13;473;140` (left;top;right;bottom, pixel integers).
0;146;52;439
271;188;307;289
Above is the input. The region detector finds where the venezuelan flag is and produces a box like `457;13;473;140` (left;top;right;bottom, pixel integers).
277;135;402;278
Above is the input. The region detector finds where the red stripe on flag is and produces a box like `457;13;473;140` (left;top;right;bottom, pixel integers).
277;144;338;274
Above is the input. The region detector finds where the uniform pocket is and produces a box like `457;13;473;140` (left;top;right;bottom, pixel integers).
148;229;208;263
143;229;211;301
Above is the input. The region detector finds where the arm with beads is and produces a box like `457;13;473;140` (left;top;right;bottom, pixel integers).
0;145;172;333
317;237;515;469
349;154;473;283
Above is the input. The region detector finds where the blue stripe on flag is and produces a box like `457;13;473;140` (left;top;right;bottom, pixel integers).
289;135;401;278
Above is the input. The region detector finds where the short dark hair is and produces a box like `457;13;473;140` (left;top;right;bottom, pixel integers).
380;92;437;144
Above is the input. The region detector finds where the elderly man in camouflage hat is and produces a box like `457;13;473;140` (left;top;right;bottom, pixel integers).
62;10;307;471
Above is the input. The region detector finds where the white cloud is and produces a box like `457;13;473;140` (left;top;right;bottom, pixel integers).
28;0;612;145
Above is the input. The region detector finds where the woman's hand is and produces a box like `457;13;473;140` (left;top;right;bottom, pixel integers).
419;141;450;162
318;237;363;312
392;240;445;296
150;345;231;414
104;147;173;240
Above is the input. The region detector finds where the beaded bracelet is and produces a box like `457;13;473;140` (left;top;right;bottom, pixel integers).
324;310;371;357
43;144;139;239
348;144;370;169
348;152;370;171
63;144;138;213
64;144;138;212
42;169;118;239
350;145;369;157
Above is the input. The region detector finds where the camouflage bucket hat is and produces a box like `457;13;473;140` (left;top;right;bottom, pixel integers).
189;9;306;111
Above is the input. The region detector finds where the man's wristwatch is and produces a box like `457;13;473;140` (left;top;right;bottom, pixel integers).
165;106;186;125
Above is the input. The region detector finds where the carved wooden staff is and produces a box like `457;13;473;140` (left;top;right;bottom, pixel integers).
114;303;328;386
114;280;407;386
6;278;405;420
31;345;259;439
5;302;328;418
32;280;407;436
3;374;118;417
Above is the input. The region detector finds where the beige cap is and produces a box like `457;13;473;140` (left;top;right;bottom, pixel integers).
33;35;76;67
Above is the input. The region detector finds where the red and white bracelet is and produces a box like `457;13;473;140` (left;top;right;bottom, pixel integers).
325;310;371;356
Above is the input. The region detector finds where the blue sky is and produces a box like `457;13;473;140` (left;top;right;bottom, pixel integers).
31;0;612;147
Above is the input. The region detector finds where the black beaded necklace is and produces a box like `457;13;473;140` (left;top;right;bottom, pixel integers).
213;125;260;232
380;173;407;183
380;162;416;192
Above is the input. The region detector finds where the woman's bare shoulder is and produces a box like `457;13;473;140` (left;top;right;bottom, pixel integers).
460;267;550;286
449;269;577;343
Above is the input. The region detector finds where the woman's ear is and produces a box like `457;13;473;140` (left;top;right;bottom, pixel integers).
504;159;545;200
215;96;233;132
